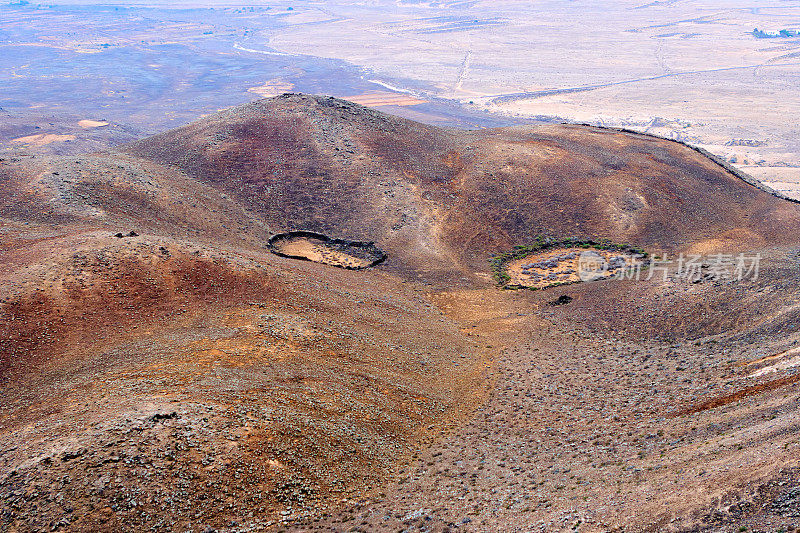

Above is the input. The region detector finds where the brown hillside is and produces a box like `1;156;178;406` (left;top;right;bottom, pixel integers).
3;95;800;532
124;94;800;279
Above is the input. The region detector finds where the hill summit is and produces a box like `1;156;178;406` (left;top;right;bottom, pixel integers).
2;95;800;531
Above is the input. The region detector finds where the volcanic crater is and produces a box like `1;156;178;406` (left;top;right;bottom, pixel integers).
3;94;800;533
268;231;387;269
492;240;649;290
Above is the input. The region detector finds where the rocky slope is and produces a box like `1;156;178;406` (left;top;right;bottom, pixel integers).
2;94;800;532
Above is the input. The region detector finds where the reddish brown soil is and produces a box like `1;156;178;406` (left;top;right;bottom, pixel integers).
674;372;800;417
2;95;800;532
124;94;800;281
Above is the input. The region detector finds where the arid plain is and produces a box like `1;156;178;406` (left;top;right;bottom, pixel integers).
266;0;800;199
5;1;800;199
2;2;800;533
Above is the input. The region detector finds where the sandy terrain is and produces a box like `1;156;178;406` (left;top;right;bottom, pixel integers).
270;234;384;270
0;3;532;158
247;79;296;98
342;91;427;108
77;120;109;129
504;247;645;289
11;134;76;146
748;347;800;379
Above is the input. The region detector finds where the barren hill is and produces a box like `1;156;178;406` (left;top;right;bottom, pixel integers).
2;95;800;532
125;94;800;278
